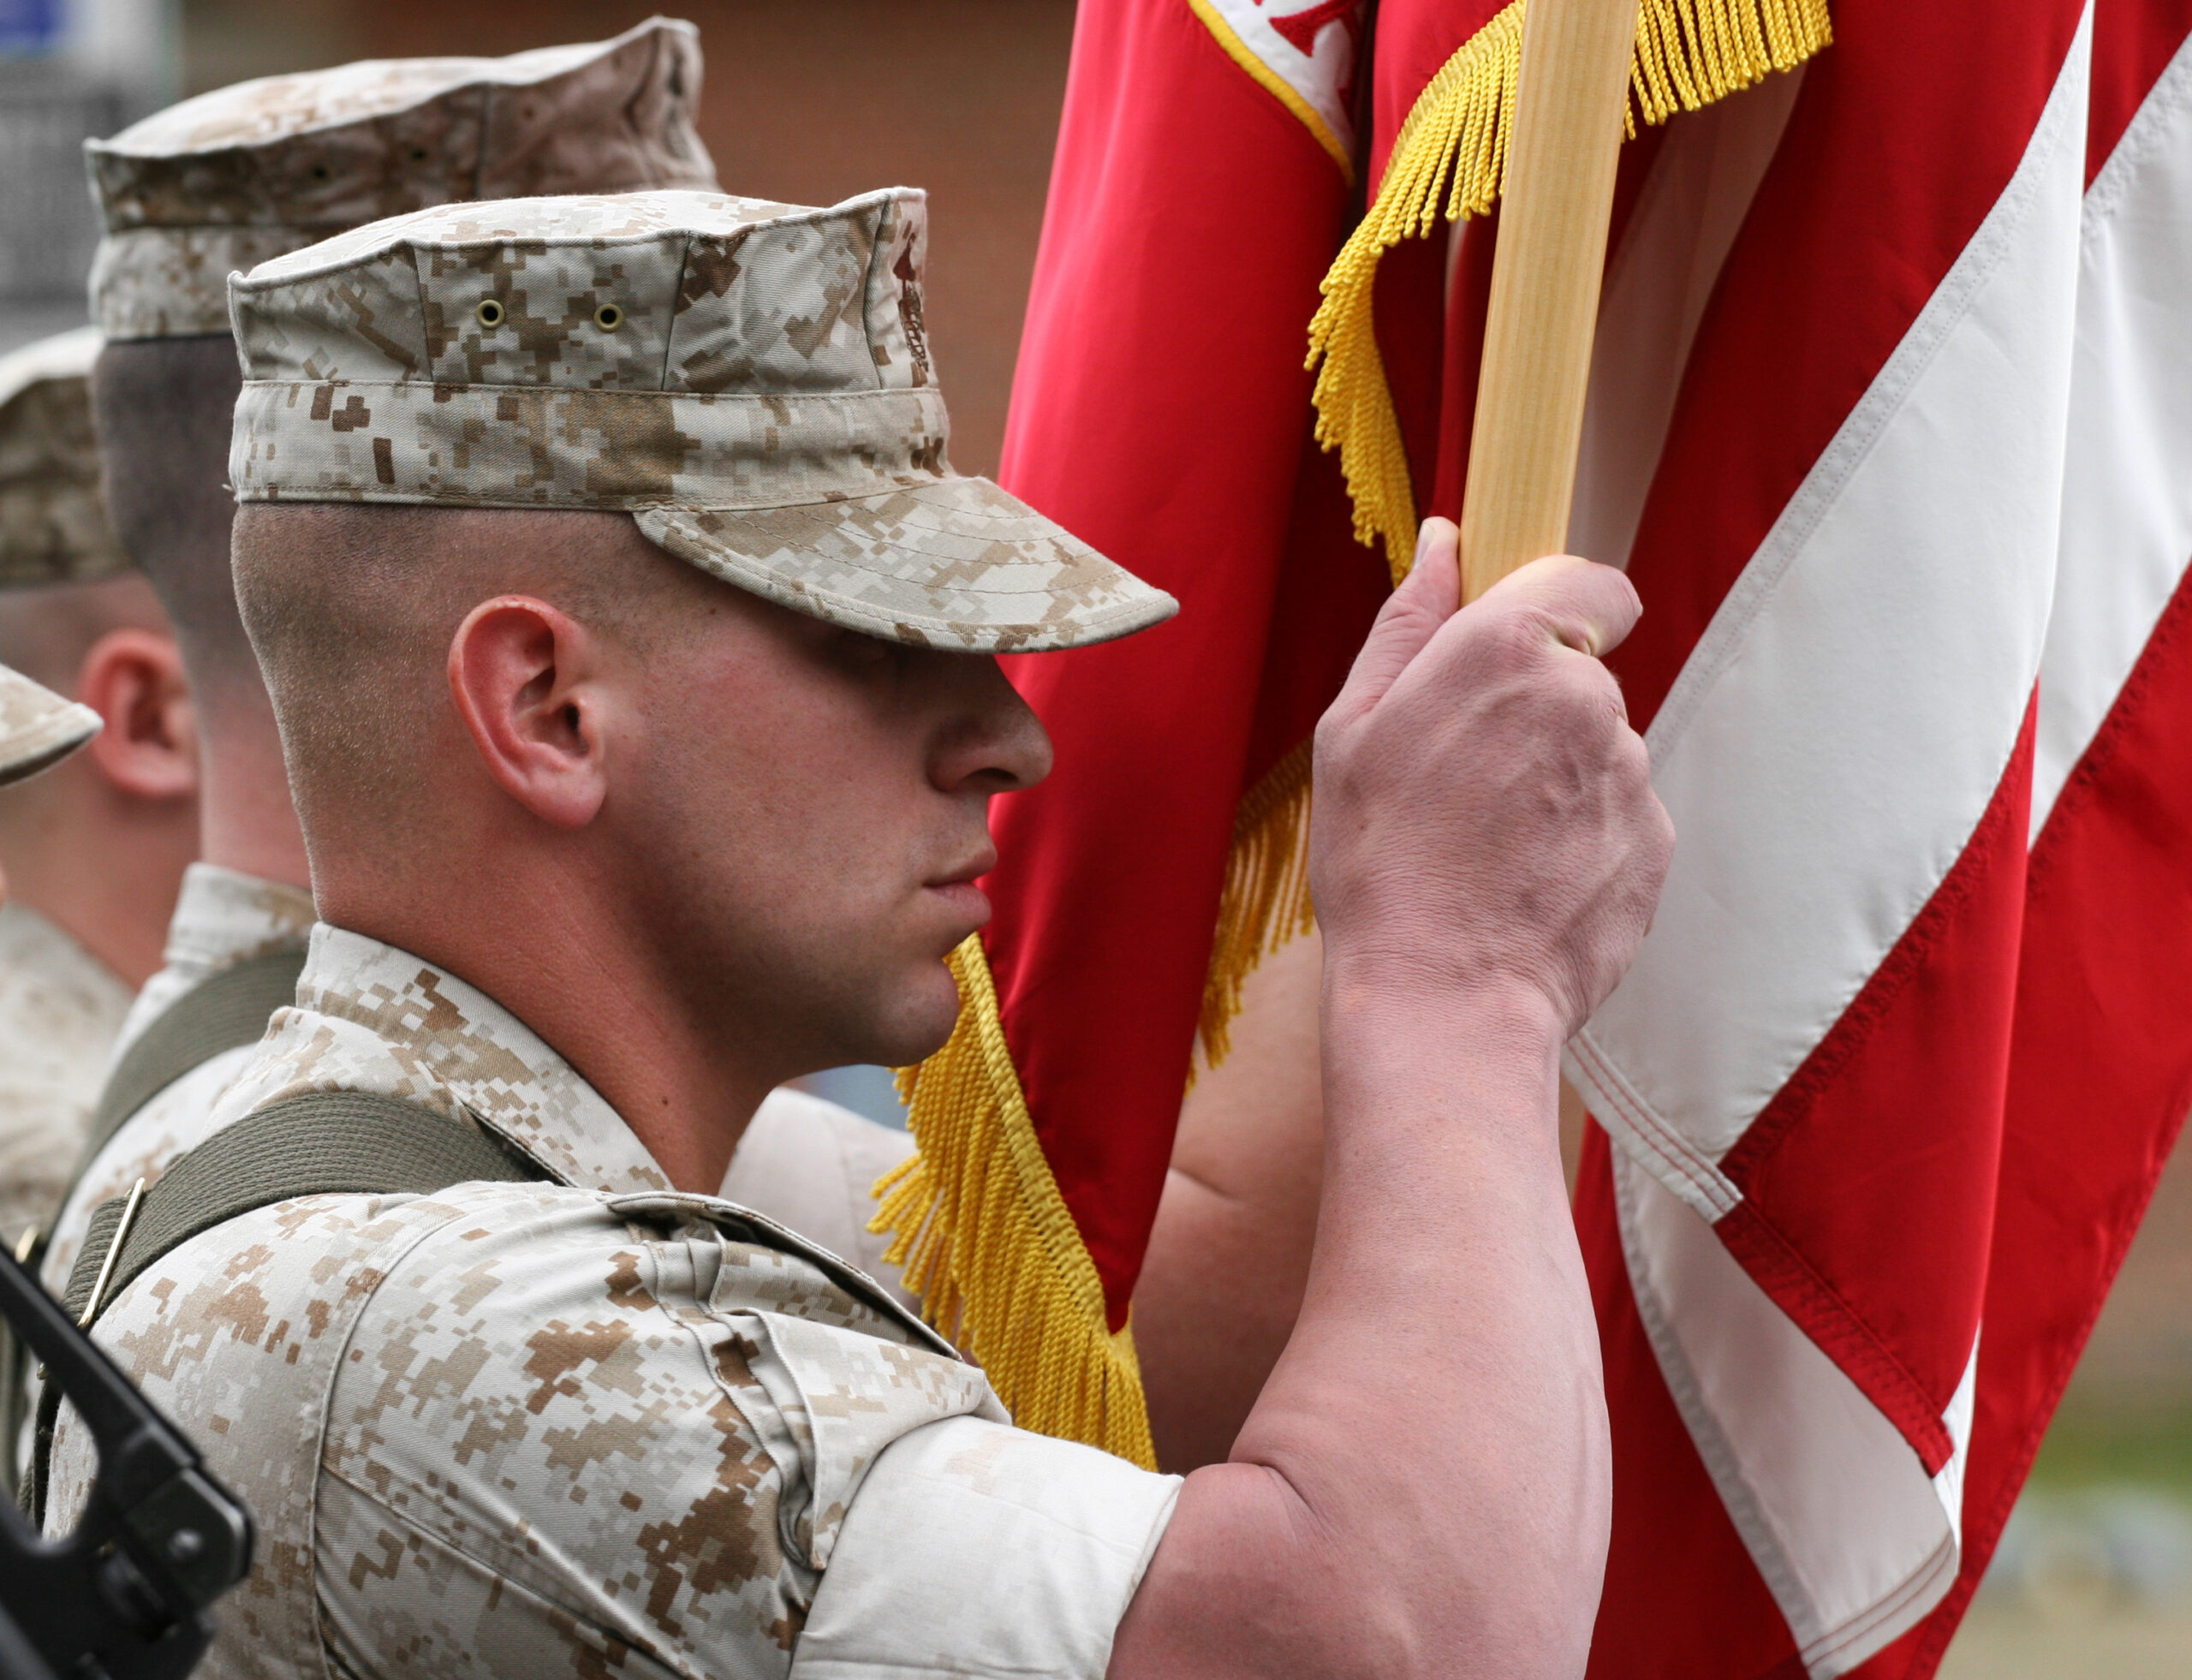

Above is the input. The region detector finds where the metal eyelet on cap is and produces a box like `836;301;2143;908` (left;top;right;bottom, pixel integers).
476;299;505;329
593;303;624;332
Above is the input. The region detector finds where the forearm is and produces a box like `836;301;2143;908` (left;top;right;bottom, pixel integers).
1136;932;1326;1472
1112;975;1610;1680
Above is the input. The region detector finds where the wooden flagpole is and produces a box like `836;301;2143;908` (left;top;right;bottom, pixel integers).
1458;0;1640;599
1456;0;1643;1191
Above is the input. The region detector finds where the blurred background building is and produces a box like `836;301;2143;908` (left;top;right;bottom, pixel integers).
0;3;2186;1671
0;0;175;349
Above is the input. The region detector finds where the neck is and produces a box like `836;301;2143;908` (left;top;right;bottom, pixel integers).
320;840;777;1195
194;691;312;891
0;759;196;987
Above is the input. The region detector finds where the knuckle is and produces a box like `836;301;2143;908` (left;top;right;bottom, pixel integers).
1611;720;1653;777
1467;603;1552;672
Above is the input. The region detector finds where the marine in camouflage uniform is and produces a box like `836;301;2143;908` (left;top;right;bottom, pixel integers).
0;331;150;1248
49;188;1183;1679
45;19;917;1312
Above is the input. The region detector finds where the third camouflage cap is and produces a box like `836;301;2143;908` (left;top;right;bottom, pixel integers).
0;327;129;588
226;188;1176;654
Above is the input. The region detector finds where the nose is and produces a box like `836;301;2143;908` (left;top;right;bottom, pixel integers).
930;654;1054;795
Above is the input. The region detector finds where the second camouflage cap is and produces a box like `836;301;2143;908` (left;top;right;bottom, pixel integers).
0;327;130;588
86;16;714;340
227;188;1177;654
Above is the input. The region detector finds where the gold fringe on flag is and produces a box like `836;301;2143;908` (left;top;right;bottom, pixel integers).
873;935;1158;1469
1196;736;1317;1075
1307;0;1832;580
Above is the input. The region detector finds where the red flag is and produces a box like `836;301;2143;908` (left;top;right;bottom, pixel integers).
873;0;1386;1461
889;0;2192;1674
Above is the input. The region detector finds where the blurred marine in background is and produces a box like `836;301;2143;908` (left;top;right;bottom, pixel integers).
0;326;194;1250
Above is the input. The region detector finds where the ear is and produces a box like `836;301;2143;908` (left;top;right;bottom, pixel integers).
446;595;612;830
77;627;199;801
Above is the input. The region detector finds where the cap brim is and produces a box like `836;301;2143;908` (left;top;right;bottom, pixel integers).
634;476;1178;654
0;664;99;786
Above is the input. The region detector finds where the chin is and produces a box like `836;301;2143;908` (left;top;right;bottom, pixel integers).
865;955;967;1068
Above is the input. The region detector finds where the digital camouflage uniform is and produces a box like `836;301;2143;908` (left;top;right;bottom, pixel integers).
48;928;1181;1680
0;329;135;1247
48;188;1182;1678
0;905;129;1246
0;649;102;1243
43;862;915;1305
39;865;314;1287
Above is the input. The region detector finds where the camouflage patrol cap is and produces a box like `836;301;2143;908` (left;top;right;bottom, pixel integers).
0;327;131;588
227;188;1176;653
86;16;714;341
0;662;98;786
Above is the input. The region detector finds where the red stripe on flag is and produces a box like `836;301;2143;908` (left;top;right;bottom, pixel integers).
1580;1124;1801;1680
2089;0;2192;179
1714;702;2036;1474
1854;559;2192;1680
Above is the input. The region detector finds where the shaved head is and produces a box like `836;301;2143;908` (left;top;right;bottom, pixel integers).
90;338;251;717
0;572;170;697
233;503;706;862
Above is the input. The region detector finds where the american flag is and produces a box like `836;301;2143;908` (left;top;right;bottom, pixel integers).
938;3;2192;1673
1552;2;2192;1672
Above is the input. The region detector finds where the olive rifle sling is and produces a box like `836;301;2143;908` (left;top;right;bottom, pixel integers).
80;948;309;1177
0;949;309;1497
29;1087;551;1527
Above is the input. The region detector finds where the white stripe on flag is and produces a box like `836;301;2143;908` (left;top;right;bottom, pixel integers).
1568;68;1803;573
1565;12;2088;1206
2033;32;2192;836
1616;1150;1981;1677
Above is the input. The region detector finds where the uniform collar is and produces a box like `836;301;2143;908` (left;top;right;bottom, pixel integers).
114;865;316;1058
234;923;671;1197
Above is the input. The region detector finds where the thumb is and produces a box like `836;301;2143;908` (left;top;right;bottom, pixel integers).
1334;518;1462;717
